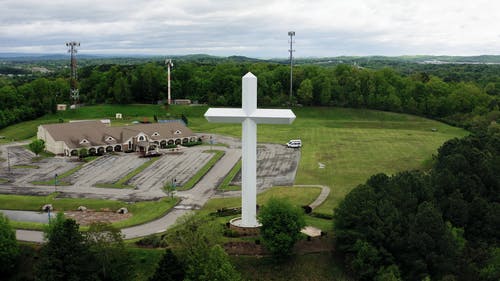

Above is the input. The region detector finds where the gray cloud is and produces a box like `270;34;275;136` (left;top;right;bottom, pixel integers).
0;0;499;57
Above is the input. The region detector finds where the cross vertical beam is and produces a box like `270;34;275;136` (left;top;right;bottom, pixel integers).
241;73;258;226
204;72;296;228
242;117;257;226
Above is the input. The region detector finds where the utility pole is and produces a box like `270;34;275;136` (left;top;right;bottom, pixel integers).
7;148;10;172
165;59;174;105
288;31;295;103
66;41;80;109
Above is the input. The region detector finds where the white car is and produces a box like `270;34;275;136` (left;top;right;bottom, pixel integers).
286;139;302;148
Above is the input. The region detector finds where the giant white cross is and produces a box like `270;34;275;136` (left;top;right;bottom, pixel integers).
204;72;296;227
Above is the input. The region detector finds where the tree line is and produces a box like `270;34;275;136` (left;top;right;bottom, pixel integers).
0;212;243;281
1;61;499;134
333;132;500;281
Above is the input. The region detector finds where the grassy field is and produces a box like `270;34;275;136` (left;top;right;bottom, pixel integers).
0;193;178;230
0;104;166;142
0;104;467;216
0;104;468;280
202;186;321;214
173;106;468;215
202;186;328;231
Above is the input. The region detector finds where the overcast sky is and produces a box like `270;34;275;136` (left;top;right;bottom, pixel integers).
1;0;499;58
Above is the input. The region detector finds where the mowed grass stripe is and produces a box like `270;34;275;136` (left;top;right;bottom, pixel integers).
0;105;467;217
187;107;466;215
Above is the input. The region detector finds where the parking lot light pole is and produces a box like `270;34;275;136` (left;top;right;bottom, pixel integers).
7;149;10;172
54;173;58;193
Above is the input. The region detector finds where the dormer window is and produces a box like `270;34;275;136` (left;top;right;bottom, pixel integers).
152;132;160;137
174;130;182;135
80;139;89;144
106;136;115;142
138;136;145;141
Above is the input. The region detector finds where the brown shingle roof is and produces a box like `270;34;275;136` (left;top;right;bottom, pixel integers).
40;121;194;149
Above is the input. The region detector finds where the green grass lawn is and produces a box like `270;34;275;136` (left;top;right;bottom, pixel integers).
0;193;178;230
202;186;321;214
0;104;166;142
0;104;467;281
0;105;467;217
177;106;467;215
203;186;332;231
219;159;241;191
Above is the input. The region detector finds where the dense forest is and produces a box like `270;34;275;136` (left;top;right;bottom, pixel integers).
1;58;499;134
334;132;500;281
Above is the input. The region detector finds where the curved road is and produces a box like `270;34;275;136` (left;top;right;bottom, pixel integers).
15;145;241;242
12;135;329;243
16;183;330;243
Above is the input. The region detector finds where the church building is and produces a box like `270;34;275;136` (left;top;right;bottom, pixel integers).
37;120;197;156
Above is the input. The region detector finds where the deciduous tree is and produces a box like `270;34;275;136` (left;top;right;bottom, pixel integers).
35;213;96;281
29;139;45;156
258;197;306;259
149;249;184;281
86;222;132;281
0;213;19;276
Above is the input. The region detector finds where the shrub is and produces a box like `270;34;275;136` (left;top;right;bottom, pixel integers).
258;197;306;259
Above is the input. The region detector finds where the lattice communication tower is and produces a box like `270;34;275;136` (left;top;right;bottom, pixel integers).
66;41;80;108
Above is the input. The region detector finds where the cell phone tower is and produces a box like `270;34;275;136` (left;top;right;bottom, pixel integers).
66;41;80;108
288;31;295;102
165;59;174;105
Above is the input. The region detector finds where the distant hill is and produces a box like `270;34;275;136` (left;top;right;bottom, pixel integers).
2;52;500;64
2;53;500;75
283;55;500;65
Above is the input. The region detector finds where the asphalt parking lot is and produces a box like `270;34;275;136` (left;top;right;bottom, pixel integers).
69;154;149;188
0;136;300;200
231;143;300;189
129;146;214;192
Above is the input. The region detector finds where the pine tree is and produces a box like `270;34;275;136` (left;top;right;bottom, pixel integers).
149;249;184;281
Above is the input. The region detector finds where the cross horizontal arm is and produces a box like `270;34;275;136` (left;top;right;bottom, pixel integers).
251;109;296;124
204;108;248;123
204;108;296;125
